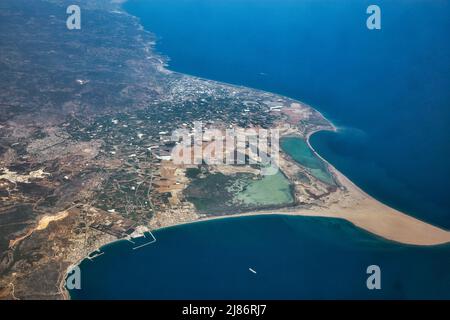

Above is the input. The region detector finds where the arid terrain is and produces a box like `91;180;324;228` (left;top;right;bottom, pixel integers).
1;0;449;300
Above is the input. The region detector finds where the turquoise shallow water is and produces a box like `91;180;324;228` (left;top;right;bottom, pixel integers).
69;215;450;299
280;136;334;184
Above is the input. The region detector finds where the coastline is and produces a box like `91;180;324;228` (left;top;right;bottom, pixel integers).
304;130;450;245
59;124;450;299
134;125;450;247
116;0;447;242
59;0;450;299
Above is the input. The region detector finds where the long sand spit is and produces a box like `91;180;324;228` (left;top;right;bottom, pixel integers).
189;132;450;246
194;166;450;246
294;167;450;246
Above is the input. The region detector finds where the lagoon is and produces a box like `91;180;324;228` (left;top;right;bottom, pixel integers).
280;136;334;185
235;171;294;207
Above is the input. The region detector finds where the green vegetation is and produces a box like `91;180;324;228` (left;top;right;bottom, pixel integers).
184;169;294;215
185;167;202;179
185;173;235;213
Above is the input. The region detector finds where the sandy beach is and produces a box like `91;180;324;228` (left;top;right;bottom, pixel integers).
185;138;450;246
137;124;450;247
289;167;450;246
190;186;450;246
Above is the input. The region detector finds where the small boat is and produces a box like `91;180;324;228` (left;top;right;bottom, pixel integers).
249;267;257;274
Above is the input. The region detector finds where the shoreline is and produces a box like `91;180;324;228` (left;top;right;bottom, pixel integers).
58;124;450;300
119;0;336;125
60;0;450;299
304;131;450;245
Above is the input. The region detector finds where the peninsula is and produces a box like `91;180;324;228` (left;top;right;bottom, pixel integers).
0;0;449;300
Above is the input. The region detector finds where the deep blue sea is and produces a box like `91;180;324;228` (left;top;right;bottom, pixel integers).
69;0;450;299
69;215;450;299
